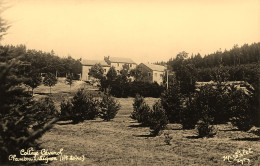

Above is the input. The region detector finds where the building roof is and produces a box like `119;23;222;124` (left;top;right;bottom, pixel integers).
141;63;166;72
108;57;136;64
81;60;110;67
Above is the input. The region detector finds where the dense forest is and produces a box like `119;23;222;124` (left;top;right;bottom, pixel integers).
0;45;82;78
168;42;260;68
164;42;260;90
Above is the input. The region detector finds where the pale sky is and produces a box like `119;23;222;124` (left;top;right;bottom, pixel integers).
1;0;260;63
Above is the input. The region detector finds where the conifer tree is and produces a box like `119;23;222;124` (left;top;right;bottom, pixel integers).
43;72;57;94
0;8;58;164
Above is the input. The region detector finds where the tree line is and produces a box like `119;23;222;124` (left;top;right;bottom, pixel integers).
0;44;82;78
168;42;260;69
165;43;260;92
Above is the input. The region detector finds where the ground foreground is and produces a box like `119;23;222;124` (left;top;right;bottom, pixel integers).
34;80;259;165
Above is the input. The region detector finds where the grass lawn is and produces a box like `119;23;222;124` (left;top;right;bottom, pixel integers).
34;79;259;166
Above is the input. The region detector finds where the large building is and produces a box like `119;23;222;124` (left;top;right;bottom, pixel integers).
81;57;136;81
137;63;166;85
104;56;137;74
81;60;110;81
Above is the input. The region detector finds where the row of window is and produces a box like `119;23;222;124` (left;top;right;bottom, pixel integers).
116;63;133;67
87;68;162;78
148;72;163;78
88;68;116;73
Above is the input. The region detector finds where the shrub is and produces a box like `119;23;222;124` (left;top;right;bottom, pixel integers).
99;94;121;121
191;84;230;124
228;86;254;131
108;75;130;98
29;97;58;129
106;66;117;81
160;82;182;123
149;101;169;136
60;98;73;120
60;88;100;124
231;117;253;131
181;96;200;129
129;81;164;98
196;120;216;138
131;94;151;126
188;83;256;132
194;89;216;138
164;131;173;145
131;94;145;120
136;102;152;126
213;86;230;124
100;76;110;92
100;76;164;98
88;63;104;80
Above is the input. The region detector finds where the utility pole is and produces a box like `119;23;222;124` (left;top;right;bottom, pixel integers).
166;70;169;89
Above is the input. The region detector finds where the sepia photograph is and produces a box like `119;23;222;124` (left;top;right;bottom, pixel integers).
0;0;259;165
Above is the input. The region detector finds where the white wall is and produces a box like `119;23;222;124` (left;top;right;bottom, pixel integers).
103;66;110;75
152;71;164;85
111;62;136;74
82;65;111;81
82;66;91;81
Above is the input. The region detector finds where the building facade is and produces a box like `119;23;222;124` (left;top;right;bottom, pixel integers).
104;56;137;74
137;63;166;85
81;60;110;81
81;57;136;81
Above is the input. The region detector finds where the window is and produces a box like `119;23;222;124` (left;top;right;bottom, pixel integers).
130;64;132;67
148;72;151;77
117;63;119;67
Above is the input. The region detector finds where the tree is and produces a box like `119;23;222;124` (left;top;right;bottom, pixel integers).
120;64;130;76
160;81;182;123
131;94;145;120
0;4;10;41
66;73;74;92
60;88;100;124
88;63;104;79
107;66;117;81
175;63;197;95
169;51;198;95
43;73;57;94
24;72;42;95
0;61;59;164
130;66;143;81
176;51;188;60
0;13;58;164
99;94;121;121
149;101;168;136
211;64;230;84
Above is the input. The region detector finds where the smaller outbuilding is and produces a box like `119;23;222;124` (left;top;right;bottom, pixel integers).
137;63;166;85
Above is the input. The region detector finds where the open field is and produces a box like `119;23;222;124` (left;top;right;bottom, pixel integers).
34;80;259;165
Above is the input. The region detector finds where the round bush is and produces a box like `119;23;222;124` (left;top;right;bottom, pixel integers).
99;94;121;121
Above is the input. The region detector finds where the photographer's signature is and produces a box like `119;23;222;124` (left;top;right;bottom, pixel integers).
9;147;85;163
223;148;253;165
